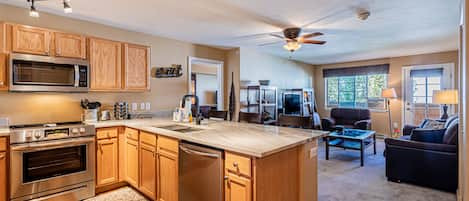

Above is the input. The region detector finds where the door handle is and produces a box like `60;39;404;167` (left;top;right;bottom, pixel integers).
74;65;80;87
179;145;220;158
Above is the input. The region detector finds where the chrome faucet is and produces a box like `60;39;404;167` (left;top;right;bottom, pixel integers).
181;94;202;125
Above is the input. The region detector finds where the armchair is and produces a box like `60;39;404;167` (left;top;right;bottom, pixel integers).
384;117;459;192
321;108;372;131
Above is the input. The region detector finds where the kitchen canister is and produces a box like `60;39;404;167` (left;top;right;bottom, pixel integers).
84;109;99;123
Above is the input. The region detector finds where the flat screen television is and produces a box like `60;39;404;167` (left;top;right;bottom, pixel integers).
284;94;301;115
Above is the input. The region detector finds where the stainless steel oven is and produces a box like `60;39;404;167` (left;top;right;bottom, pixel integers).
9;123;95;201
9;53;89;92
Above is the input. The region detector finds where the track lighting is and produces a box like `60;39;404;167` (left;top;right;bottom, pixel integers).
26;0;73;17
29;0;39;18
63;0;72;13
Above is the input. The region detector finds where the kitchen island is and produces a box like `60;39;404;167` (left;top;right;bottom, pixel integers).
91;118;327;201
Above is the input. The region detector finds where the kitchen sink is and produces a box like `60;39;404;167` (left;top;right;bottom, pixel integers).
154;124;204;133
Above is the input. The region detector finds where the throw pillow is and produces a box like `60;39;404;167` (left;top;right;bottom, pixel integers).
422;120;446;130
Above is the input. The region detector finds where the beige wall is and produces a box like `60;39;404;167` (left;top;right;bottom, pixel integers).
224;48;241;120
240;47;314;89
0;4;227;125
314;51;459;135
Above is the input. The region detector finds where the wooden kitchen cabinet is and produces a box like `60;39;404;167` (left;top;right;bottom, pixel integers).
139;132;157;199
123;43;150;91
0;137;7;201
96;138;119;187
225;173;252;201
89;37;122;91
224;152;252;201
157;136;179;201
12;24;51;55
54;32;86;59
125;128;139;188
0;54;7;90
0;152;5;201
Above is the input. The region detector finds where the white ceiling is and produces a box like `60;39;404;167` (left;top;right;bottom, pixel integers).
0;0;460;64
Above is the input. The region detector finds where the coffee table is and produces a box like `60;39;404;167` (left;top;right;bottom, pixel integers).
324;129;376;166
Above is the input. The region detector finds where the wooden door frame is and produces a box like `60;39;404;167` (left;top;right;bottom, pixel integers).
187;56;224;111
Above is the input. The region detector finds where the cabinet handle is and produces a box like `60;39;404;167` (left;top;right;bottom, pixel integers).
233;162;238;168
0;81;3;86
0;154;4;159
98;143;103;152
225;176;230;188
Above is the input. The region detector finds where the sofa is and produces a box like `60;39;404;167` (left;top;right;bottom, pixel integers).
384;116;459;192
321;108;372;131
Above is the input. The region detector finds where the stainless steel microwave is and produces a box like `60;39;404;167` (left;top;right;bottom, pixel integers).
9;54;89;92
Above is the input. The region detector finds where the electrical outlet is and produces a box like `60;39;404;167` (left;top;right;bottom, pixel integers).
140;103;145;110
131;103;138;111
145;102;151;111
309;147;317;159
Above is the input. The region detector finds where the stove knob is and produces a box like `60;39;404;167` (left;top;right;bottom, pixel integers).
34;131;42;139
25;131;33;140
72;128;79;134
79;127;86;133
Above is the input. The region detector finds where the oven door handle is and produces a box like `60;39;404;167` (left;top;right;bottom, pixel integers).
11;137;95;152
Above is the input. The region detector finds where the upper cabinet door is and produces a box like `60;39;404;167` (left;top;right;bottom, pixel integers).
54;32;86;59
12;25;50;55
89;38;122;91
124;43;150;91
0;54;7;90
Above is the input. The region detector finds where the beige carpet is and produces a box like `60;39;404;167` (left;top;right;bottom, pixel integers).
318;139;456;201
86;140;456;201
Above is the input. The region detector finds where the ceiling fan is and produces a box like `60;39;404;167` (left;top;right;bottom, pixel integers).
263;27;326;52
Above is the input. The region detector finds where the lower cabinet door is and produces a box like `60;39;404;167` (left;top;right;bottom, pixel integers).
0;152;6;201
96;138;118;187
125;138;139;187
139;143;157;199
158;153;178;201
225;173;252;201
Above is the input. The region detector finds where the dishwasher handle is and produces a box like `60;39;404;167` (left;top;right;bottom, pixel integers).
180;145;220;158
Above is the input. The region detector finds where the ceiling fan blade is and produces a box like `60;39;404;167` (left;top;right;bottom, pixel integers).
269;33;286;39
301;40;326;45
301;32;324;39
259;41;284;46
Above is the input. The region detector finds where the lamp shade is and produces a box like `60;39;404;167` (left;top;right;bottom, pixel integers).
381;88;397;98
433;90;458;104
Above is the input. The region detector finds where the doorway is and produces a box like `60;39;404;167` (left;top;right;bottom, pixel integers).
187;57;224;116
402;63;454;125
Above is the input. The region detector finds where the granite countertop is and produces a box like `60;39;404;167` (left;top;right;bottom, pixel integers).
0;128;10;137
90;118;328;158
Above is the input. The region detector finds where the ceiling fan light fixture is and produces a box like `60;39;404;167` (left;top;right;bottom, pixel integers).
283;41;301;52
63;0;72;13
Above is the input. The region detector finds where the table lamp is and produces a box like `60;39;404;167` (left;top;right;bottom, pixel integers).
432;89;458;119
382;88;397;136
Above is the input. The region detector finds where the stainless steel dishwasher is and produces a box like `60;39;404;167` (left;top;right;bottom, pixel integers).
179;142;223;201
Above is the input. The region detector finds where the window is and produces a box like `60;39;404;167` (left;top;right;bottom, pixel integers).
326;74;387;110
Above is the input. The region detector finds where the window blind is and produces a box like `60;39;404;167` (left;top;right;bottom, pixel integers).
410;68;443;77
323;64;390;78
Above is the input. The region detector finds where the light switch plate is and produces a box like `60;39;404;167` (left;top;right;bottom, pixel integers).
309;147;317;159
131;103;138;111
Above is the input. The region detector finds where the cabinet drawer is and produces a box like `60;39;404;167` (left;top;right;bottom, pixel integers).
0;137;6;152
125;128;139;141
225;152;251;177
140;131;156;147
96;127;118;140
157;136;178;154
